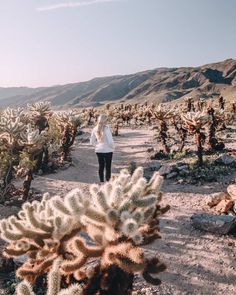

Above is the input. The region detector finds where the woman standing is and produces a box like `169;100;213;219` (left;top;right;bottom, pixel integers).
90;114;115;183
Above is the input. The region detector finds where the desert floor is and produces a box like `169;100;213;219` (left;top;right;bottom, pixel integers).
1;128;236;295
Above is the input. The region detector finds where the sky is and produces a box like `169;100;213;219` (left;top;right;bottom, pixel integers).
0;0;236;87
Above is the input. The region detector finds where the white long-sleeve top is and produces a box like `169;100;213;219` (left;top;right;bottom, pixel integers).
90;125;115;153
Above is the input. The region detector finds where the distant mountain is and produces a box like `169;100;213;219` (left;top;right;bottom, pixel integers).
0;59;235;108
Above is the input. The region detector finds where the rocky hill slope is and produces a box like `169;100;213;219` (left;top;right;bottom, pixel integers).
0;58;235;108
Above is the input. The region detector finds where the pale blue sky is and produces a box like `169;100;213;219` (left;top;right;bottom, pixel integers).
0;0;235;87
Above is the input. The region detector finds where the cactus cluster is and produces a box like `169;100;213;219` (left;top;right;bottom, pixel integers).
0;103;85;203
0;167;169;294
78;100;235;163
54;111;82;161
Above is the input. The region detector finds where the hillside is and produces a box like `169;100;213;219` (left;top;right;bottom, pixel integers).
0;58;235;108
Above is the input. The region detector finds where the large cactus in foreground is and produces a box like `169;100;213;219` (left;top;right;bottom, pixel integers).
0;167;169;294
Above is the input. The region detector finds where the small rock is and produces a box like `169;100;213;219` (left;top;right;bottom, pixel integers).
37;169;43;175
227;184;236;200
60;163;71;170
158;164;176;176
147;147;154;153
176;161;186;167
191;213;236;235
147;162;161;171
179;169;189;176
215;154;235;165
177;165;189;171
76;130;83;136
207;192;227;208
215;199;234;213
149;151;169;160
166;171;178;179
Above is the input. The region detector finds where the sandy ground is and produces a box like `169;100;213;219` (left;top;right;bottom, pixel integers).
1;128;236;294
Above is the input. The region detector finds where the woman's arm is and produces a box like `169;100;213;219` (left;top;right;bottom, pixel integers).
106;126;115;149
90;129;97;146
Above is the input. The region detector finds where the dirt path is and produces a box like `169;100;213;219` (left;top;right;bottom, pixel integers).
1;128;236;294
32;128;152;195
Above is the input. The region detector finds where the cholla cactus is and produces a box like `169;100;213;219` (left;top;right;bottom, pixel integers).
207;108;225;151
81;107;98;126
0;167;169;294
151;105;174;154
197;98;207;112
48;142;61;156
26;102;53;173
171;113;188;152
182;111;210;165
85;167;166;245
0;190;87;281
54;111;81;161
185;97;195;112
111;118;123;136
19;124;46;148
54;110;81;127
218;96;225;110
16;259;83;295
0;108;27;200
0;108;26;143
0;107;25;120
18;125;48;200
232;102;236;115
27;101;52;118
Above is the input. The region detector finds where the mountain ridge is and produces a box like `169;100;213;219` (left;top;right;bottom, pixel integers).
0;58;235;108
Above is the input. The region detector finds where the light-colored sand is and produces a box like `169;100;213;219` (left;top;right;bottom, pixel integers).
1;128;236;294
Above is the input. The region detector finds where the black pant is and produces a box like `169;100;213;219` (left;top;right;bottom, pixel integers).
96;152;113;182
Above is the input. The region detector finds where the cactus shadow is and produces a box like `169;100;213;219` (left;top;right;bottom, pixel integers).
145;215;236;294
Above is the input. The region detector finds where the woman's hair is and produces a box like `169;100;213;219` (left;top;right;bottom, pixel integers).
96;114;108;142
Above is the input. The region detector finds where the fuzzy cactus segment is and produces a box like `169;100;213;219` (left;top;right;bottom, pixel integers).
16;280;35;295
1;166;169;290
15;259;82;295
47;258;62;295
0;189;87;281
